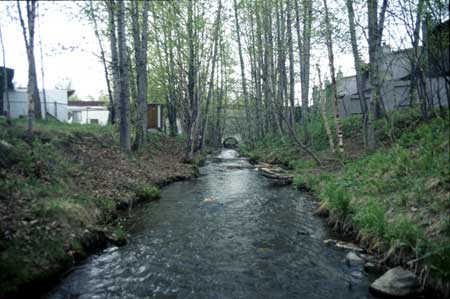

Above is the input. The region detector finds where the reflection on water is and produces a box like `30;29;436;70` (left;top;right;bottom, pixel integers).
47;149;373;299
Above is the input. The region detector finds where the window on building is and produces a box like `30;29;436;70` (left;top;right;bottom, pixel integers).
72;111;82;123
90;119;99;124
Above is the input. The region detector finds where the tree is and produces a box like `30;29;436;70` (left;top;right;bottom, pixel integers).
286;0;296;127
233;0;252;143
199;0;222;150
17;0;42;134
345;0;369;149
117;0;131;152
0;21;11;124
316;63;335;153
88;0;115;124
367;0;387;150
131;0;149;151
294;0;313;144
323;0;344;153
106;0;120;125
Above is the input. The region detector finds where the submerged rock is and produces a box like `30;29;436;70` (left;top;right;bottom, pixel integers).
345;251;365;267
370;266;421;298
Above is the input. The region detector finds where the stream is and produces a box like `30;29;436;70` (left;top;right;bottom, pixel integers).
47;149;373;299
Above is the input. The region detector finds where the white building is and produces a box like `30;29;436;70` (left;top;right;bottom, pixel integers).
4;88;71;122
68;101;109;125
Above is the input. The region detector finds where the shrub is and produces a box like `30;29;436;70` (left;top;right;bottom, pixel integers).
322;182;352;219
247;152;260;164
135;185;160;201
353;198;387;239
387;216;424;248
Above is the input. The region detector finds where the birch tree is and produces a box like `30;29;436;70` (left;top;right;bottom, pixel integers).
323;0;344;153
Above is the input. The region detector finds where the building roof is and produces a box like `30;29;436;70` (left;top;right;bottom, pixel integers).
68;101;106;107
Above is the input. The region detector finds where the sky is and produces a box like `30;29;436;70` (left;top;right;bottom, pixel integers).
0;1;107;99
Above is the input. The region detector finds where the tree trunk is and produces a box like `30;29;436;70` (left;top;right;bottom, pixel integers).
316;64;335;152
323;0;344;154
90;0;114;124
107;1;120;125
367;0;379;150
117;0;131;152
345;0;368;149
233;0;252;143
0;22;11;124
131;0;149;151
36;11;48;120
286;0;296;128
18;0;42;135
200;0;221;150
184;0;197;162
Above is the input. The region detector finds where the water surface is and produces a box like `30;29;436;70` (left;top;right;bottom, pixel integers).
48;149;372;299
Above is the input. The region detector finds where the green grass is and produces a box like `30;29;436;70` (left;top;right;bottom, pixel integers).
135;185;161;201
243;108;450;282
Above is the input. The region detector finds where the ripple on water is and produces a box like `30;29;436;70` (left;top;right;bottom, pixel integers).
47;149;373;299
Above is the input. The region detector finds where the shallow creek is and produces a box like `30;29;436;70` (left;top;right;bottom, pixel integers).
47;149;373;299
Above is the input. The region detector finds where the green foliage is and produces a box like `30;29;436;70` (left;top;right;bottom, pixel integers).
135;185;161;201
247;151;260;164
321;182;352;219
353;198;387;239
387;217;425;248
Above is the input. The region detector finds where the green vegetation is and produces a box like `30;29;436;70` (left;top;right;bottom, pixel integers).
0;117;195;298
135;185;161;201
242;109;450;285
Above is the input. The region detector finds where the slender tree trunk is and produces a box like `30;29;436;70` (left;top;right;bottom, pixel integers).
367;0;379;150
345;0;368;149
107;1;120;125
132;0;149;151
286;0;296;128
18;0;42;135
117;0;131;152
90;0;114;124
184;0;197;161
163;21;177;136
316;64;335;152
301;0;312;143
0;23;11;124
233;0;252;143
37;11;47;120
323;0;344;153
200;0;222;150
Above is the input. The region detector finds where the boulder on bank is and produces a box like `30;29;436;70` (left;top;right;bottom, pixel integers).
370;266;421;298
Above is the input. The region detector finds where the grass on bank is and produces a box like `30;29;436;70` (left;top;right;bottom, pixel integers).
0;117;167;297
241;109;450;284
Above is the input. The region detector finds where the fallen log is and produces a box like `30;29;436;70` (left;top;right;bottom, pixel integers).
259;167;293;183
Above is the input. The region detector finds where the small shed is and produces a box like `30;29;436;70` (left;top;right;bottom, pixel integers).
147;103;163;130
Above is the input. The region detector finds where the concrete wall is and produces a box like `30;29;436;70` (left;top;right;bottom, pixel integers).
336;76;449;118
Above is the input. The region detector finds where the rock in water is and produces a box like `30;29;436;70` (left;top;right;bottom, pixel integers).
370;267;421;297
345;251;365;267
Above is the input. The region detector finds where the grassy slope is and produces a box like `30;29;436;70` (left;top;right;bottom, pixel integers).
0;118;195;298
241;109;449;294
